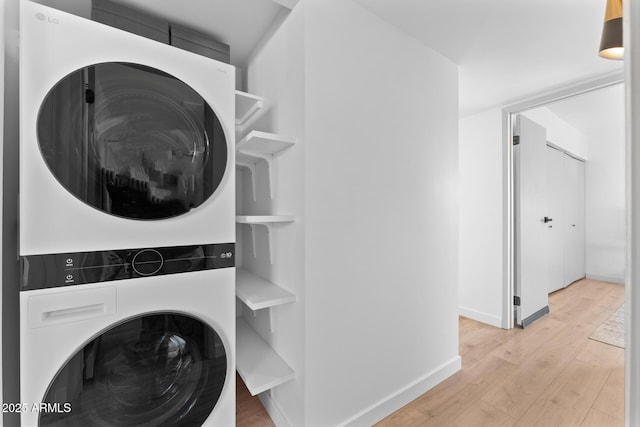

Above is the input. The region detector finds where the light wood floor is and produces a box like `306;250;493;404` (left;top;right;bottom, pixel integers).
237;279;624;426
377;278;625;427
237;373;276;427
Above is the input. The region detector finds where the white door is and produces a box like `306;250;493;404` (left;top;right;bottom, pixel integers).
546;146;565;293
514;115;550;327
564;154;586;285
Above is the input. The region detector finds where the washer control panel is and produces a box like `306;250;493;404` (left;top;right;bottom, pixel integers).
20;243;234;291
132;249;164;276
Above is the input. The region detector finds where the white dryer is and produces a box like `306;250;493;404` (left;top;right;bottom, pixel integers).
19;2;237;426
20;1;235;256
20;269;235;427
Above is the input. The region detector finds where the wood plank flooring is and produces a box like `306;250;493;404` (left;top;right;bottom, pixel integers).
237;278;624;426
236;373;276;427
376;278;625;427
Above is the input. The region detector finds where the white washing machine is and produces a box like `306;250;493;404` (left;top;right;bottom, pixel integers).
19;2;237;426
20;269;235;427
20;0;235;256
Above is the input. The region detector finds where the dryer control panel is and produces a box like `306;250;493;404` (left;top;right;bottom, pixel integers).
20;243;234;291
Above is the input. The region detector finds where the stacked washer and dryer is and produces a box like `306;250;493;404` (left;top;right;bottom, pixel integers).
19;2;235;426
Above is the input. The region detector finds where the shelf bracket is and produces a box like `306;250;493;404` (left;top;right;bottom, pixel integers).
245;223;276;264
246;302;275;332
236;216;294;265
235;131;296;202
237;151;277;200
236;102;263;130
269;308;276;333
235;159;258;202
235;91;265;132
248;224;258;259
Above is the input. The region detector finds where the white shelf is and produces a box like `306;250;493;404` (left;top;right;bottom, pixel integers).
236;317;295;396
235;90;264;129
236;131;296;158
235;131;296;201
236;215;295;224
236;268;295;311
236;215;295;264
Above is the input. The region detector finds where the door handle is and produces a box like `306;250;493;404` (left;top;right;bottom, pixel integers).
544;216;553;223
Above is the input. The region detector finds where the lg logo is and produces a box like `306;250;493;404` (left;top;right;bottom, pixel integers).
36;12;59;24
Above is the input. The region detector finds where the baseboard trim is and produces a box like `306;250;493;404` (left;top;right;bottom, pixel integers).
340;355;462;427
258;391;292;427
459;306;503;328
586;273;625;284
521;305;550;328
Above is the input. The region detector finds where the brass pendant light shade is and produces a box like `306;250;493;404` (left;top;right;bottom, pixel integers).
599;0;623;60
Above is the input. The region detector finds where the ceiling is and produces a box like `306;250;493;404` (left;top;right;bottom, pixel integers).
353;0;624;117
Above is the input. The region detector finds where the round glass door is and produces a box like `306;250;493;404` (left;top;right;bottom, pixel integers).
40;313;228;427
37;62;228;220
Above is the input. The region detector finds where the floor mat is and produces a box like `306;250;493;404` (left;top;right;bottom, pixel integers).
589;304;625;348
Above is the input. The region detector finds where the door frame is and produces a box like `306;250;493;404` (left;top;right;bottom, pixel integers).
625;1;640;423
501;70;624;329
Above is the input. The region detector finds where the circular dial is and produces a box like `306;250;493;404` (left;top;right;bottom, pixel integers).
132;249;164;276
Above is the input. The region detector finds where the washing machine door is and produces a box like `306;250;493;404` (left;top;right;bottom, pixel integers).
40;313;228;427
37;62;227;220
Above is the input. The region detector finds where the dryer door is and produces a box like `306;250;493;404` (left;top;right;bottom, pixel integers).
37;62;228;220
40;313;228;426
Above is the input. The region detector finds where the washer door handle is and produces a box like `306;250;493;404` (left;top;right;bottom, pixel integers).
43;303;105;321
28;286;116;328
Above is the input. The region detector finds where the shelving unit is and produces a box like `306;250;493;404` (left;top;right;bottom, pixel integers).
235;89;297;398
235;90;264;130
236;317;295;396
236;131;296;200
236;215;294;264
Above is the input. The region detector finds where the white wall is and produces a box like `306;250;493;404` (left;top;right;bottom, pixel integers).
458;109;504;327
304;0;460;425
522;107;587;158
584;97;625;283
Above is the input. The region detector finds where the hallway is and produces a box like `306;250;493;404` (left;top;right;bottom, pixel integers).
377;279;624;426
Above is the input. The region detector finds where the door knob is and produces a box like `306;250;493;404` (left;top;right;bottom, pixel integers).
544;216;553;223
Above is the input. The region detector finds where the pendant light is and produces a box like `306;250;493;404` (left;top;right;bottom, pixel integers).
599;0;623;60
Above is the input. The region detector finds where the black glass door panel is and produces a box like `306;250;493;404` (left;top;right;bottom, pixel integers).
41;313;227;426
37;62;227;220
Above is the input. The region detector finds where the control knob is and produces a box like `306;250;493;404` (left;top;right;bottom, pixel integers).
132;249;164;276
